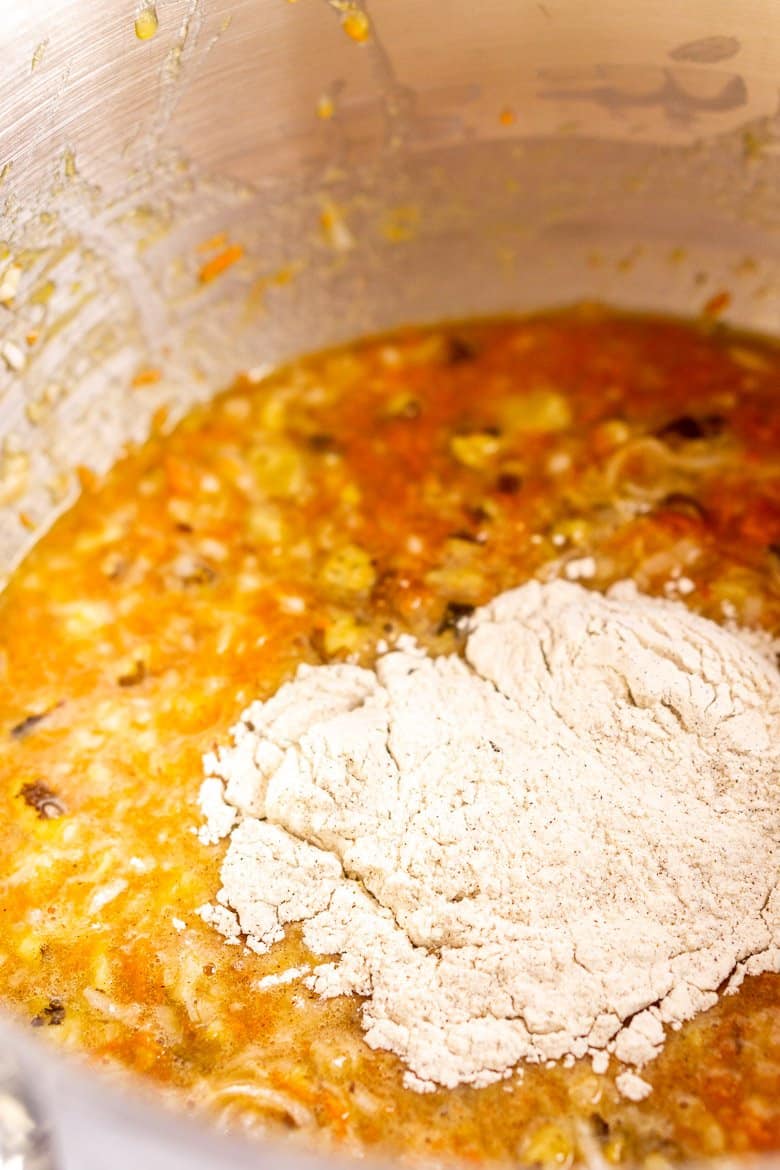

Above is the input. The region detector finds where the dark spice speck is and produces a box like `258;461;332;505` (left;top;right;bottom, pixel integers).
10;704;62;740
496;472;523;495
19;781;66;819
307;433;338;453
656;414;726;441
32;998;66;1027
445;336;478;365
437;601;476;634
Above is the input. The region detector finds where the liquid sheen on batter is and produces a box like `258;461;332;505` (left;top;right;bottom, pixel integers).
0;308;778;1166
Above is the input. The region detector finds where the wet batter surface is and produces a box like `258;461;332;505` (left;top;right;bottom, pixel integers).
0;307;778;1165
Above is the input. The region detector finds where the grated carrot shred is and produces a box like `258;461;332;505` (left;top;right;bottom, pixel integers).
198;244;244;285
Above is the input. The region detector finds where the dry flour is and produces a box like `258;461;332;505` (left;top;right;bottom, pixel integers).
198;580;779;1097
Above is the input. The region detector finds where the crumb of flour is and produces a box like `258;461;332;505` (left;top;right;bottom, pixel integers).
197;580;780;1098
615;1070;653;1102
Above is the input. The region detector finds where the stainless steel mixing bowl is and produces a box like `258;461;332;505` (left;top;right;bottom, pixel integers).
0;2;778;1167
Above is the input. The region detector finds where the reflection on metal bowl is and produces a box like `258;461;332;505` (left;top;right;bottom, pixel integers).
0;2;778;1168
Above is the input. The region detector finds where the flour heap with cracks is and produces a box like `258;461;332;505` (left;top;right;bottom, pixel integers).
199;580;780;1101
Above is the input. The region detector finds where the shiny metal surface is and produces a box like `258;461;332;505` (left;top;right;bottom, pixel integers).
0;1;778;1166
0;1048;57;1170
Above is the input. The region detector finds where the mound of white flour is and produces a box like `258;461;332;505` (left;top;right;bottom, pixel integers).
198;580;779;1097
